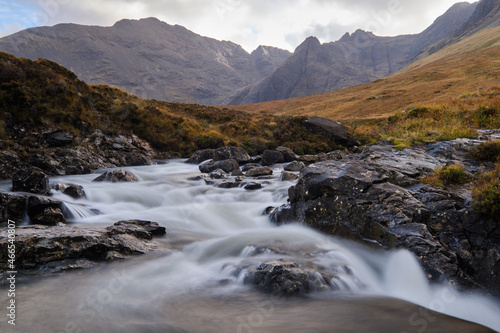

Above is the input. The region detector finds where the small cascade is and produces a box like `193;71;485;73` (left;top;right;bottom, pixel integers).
61;202;98;220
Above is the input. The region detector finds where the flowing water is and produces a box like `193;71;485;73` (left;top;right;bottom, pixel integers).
1;160;500;333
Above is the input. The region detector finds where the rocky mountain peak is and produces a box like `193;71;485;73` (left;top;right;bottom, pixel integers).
294;36;321;53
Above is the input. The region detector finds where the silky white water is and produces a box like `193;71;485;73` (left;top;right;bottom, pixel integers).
3;160;500;332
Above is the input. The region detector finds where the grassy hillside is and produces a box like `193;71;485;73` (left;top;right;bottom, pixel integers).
230;27;500;146
0;51;341;157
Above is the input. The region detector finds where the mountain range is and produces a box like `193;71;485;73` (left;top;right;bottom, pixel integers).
0;0;499;106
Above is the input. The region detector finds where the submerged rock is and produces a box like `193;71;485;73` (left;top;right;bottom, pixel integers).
0;220;166;271
93;169;139;182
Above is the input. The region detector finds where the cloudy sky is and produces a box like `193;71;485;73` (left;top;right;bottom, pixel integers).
0;0;471;52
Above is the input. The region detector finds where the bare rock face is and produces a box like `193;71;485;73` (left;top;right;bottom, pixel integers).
93;169;139;182
0;220;166;271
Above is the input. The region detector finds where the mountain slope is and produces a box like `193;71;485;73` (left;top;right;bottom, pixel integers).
0;18;290;105
230;26;500;122
227;2;480;105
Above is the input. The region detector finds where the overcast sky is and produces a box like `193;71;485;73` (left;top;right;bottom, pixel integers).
0;0;472;52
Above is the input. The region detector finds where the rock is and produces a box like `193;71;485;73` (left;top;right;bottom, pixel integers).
209;169;227;179
93;169;139;182
280;171;299;181
244;182;262;190
245;166;273;177
0;192;28;222
12;170;50;195
44;131;74;147
27;195;66;225
29;154;61;174
199;159;240;174
271;143;500;294
304;116;360;147
262;150;286;166
241;163;262;172
239;259;350;296
0;151;23;180
276;146;297;162
284;161;305;172
186;149;216;164
0;220;166;271
52;183;86;199
214;146;251;164
187;146;251;165
63;184;86;199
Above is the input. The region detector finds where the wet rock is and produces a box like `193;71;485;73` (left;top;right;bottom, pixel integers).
209;169;227;179
271;143;500;294
280;171;299;181
12;170;50;195
63;184;86;199
27;195;66;225
0;220;166;271
93;169;139;182
241;163;262;172
0;192;27;222
199;159;240;174
304;116;360;147
246;166;273;177
52;183;86;199
240;260;344;296
276;146;297;162
284;161;305;172
244;182;262;191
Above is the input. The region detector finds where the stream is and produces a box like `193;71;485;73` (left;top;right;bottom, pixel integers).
1;160;500;332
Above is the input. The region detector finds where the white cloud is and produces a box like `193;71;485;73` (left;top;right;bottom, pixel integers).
0;0;471;52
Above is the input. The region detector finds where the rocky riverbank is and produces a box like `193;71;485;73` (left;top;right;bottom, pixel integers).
0;129;164;180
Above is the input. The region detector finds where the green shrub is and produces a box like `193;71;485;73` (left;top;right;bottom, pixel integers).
473;165;500;220
423;164;472;187
469;140;500;162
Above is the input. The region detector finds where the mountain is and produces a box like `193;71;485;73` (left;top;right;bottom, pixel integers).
0;18;291;105
230;25;500;122
226;1;480;105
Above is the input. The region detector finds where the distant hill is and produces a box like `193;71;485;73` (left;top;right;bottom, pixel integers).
229;25;500;122
226;1;481;105
0;18;290;105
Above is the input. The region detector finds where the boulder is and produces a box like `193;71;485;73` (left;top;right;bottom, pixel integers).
27;195;66;225
12;170;50;195
238;259;354;296
241;163;262;172
199;159;240;174
186;149;216;164
276;146;297;162
262;150;285;166
245;166;273;177
214;146;251;164
280;171;299;181
93;169;139;182
284;161;305;172
244;182;262;191
52;183;86;199
304;116;360;147
270;143;500;294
